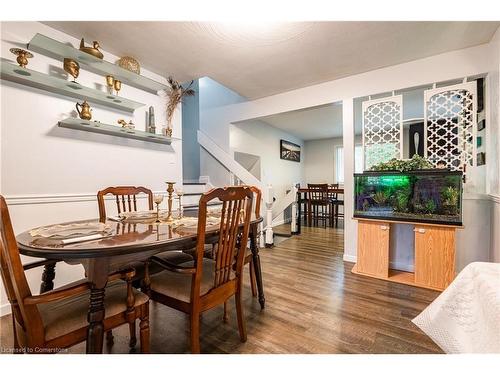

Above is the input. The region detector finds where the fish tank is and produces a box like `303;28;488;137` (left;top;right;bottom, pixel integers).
354;170;463;226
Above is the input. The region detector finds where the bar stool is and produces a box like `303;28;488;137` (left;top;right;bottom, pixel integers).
328;183;344;227
307;184;330;228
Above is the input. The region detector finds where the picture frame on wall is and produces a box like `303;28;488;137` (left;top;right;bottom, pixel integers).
280;139;301;162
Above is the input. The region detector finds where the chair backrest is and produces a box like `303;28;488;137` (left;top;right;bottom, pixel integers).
244;185;262;217
328;183;339;199
0;196;44;346
97;186;154;220
191;187;253;299
307;183;328;202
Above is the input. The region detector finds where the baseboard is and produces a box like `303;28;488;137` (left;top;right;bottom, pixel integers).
1;303;11;317
272;218;291;227
342;254;414;272
343;254;357;263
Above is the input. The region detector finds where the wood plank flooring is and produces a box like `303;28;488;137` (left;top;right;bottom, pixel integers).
0;225;442;353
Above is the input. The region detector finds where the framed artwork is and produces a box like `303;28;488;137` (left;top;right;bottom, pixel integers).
280;139;301;162
477;152;486;166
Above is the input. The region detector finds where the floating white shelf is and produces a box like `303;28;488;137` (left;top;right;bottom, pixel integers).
58;118;179;145
28;33;168;94
1;61;145;113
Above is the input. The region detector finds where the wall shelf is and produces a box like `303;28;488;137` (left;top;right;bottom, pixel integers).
1;62;145;113
28;33;168;94
58;117;179;145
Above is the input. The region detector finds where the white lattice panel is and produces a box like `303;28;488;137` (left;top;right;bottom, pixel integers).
424;82;477;176
362;96;403;170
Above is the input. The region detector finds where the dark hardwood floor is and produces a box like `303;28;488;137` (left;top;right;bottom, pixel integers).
0;224;442;354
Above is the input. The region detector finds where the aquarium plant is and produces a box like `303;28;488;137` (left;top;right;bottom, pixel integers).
373;190;389;206
424;199;437;214
441;186;459;215
393;185;411;212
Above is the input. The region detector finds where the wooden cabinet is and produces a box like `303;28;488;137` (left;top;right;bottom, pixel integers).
357;221;389;277
353;218;459;291
414;225;455;290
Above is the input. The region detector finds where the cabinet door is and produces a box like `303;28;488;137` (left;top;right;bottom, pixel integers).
414;226;455;289
357;221;389;277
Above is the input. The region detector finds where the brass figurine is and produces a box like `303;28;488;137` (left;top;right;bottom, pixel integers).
76;100;92;120
165;182;175;222
113;80;122;95
163;127;173;137
118;119;135;129
10;48;33;68
105;75;115;95
63;58;80;82
79;38;103;59
117;56;140;74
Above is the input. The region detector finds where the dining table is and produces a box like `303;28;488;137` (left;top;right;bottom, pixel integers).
16;209;264;354
296;187;344;232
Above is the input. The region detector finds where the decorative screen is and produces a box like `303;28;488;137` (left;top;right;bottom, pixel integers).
362;96;403;170
424;82;476;177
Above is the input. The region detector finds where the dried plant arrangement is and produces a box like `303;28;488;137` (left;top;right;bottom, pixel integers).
164;77;195;136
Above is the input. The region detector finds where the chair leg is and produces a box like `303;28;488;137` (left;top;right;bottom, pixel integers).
128;322;137;348
235;290;247;343
190;311;201;353
12;314;21;353
249;261;257;297
223;300;229;323
106;330;114;346
139;305;150;354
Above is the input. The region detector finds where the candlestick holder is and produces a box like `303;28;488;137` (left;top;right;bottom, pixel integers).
165;182;175;222
176;189;184;219
153;194;163;223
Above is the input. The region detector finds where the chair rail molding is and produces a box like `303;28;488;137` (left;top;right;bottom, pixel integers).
4;191;173;205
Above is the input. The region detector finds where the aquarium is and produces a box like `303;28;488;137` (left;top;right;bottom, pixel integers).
354;170;463;225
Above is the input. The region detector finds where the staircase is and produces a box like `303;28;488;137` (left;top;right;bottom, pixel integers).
192;130;300;247
182;180;222;211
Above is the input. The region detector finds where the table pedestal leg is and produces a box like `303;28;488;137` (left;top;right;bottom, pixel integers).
250;224;265;309
86;259;109;354
39;262;56;293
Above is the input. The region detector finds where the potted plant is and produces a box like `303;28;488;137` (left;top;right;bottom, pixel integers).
164;77;195;136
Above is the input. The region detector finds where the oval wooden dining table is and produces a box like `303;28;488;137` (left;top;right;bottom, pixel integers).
16;211;264;354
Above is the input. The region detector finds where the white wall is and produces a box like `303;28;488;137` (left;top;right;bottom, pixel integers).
230;120;304;224
0;22;182;316
488;27;500;263
304;136;362;184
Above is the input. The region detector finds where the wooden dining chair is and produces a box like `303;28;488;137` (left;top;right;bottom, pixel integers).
307;184;330;228
0;196;150;353
328;183;344;227
97;186;193;268
144;186;254;353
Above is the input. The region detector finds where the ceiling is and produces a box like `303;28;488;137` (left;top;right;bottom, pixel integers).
44;21;499;99
243;103;345;141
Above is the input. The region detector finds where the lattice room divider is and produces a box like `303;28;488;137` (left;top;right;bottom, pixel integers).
424;82;477;180
362;95;403;170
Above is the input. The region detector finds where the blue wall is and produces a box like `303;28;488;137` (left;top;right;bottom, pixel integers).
182;79;200;180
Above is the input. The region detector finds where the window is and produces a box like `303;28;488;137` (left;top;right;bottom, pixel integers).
335;145;363;184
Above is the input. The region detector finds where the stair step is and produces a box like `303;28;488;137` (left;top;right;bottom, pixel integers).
274;232;292;238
